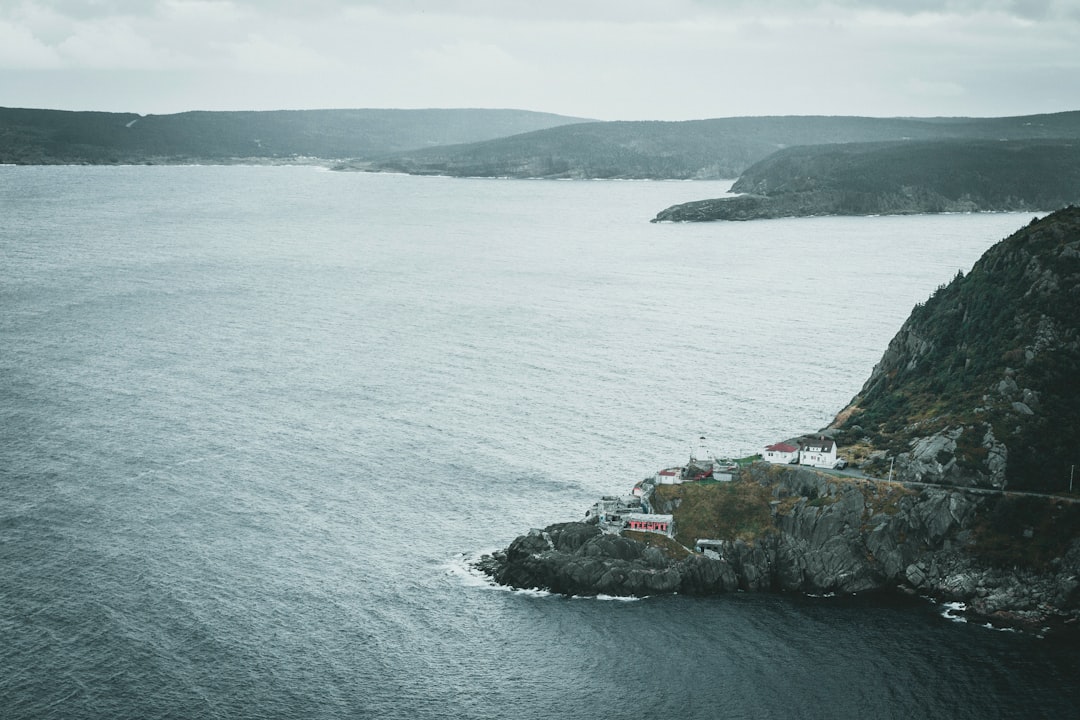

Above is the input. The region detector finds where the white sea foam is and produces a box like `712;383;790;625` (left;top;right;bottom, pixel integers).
940;601;968;623
442;551;500;588
982;623;1019;633
511;587;557;598
443;551;563;597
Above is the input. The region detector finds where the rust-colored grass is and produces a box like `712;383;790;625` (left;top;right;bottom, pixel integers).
654;479;774;547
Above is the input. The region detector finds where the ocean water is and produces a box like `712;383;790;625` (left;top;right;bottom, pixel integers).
1;165;1076;719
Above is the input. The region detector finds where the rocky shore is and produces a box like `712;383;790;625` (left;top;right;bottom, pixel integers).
476;464;1080;633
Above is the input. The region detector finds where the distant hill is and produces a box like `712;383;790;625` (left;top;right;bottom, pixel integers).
830;207;1080;493
0;107;590;164
354;111;1080;179
652;138;1080;221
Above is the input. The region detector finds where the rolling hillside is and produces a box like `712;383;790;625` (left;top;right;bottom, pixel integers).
356;111;1080;179
652;138;1080;221
0;107;590;164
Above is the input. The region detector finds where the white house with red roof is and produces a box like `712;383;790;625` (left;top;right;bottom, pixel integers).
763;441;800;465
655;467;684;485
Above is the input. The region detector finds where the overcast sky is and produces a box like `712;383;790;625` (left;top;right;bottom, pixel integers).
1;0;1077;120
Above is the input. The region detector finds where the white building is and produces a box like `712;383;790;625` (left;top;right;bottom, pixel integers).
694;539;725;559
689;436;715;466
799;435;837;468
655;467;684;485
587;496;643;527
763;441;800;465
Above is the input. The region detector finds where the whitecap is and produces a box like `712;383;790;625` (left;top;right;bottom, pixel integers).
982;622;1018;633
940;601;968;623
441;550;500;589
512;587;557;598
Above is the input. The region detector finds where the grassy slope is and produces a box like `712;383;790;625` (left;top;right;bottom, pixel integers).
654;480;774;548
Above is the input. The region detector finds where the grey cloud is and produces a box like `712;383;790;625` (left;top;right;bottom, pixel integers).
5;0;669;24
14;0;160;19
688;0;1070;20
249;0;1080;23
16;0;1074;23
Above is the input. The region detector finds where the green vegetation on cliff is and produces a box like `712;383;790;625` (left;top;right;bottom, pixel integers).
833;207;1080;492
972;495;1080;569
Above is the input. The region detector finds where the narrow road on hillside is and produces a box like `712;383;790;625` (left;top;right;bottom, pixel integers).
812;465;1079;503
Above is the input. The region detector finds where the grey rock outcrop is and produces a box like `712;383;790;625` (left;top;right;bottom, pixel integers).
883;423;1010;490
475;521;739;597
896;427;965;485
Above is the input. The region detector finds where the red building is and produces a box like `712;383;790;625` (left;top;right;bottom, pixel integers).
626;514;674;535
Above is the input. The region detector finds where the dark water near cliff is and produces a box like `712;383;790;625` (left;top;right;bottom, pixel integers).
2;166;1077;719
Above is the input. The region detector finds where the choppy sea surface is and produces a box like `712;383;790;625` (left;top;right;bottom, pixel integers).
2;165;1077;719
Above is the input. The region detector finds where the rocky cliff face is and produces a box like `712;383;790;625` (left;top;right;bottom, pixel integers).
476;522;739;597
476;466;1080;630
833;206;1080;492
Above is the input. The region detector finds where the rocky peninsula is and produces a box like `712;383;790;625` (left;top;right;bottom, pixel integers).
476;464;1080;631
478;208;1080;633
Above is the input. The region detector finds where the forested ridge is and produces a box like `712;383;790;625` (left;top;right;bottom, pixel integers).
653;138;1080;221
0;107;588;164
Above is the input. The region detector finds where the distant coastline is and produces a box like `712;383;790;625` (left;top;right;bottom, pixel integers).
7;107;1080;187
652;139;1080;222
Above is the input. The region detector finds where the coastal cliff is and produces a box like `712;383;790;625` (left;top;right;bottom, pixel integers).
477;465;1080;629
831;206;1080;493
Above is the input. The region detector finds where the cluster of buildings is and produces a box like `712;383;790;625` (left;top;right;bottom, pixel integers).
652;436;735;487
586;495;669;534
587;437;728;541
761;435;841;469
584;434;844;544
